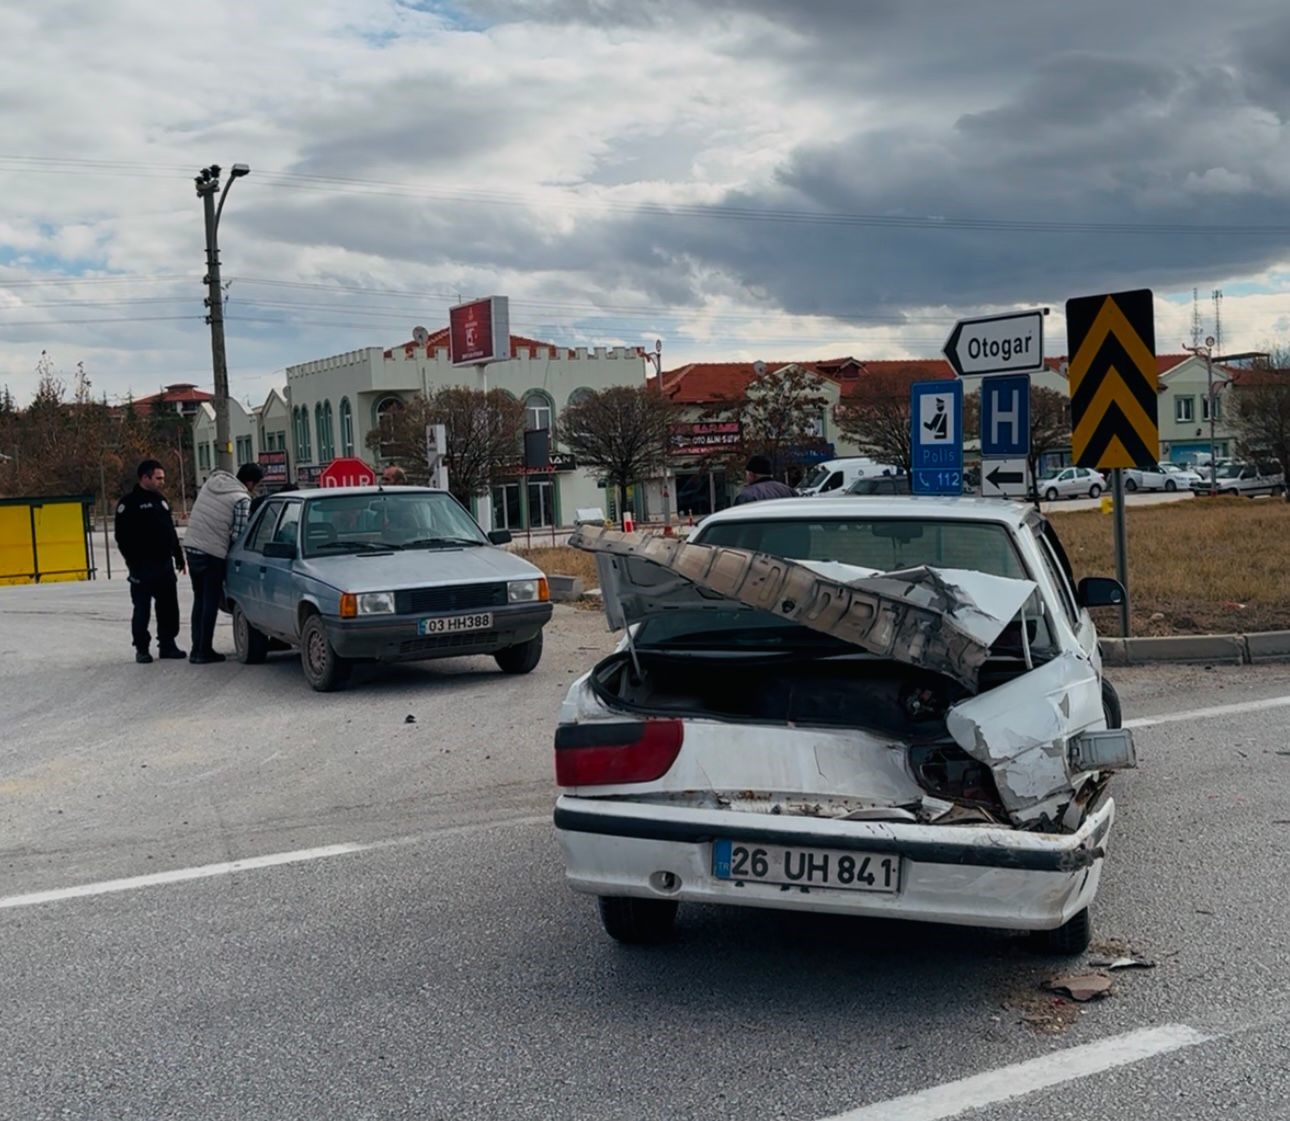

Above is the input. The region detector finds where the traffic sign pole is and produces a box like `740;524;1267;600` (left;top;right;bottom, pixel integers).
1111;468;1130;637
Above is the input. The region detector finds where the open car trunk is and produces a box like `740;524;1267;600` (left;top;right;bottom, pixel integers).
570;526;1136;832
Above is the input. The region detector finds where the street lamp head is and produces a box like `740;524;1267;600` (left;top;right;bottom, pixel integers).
230;163;250;178
1205;336;1216;348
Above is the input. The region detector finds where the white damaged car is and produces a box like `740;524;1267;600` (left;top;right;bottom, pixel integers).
554;498;1135;954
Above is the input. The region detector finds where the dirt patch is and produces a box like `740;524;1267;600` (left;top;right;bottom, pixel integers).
1050;499;1290;635
517;547;600;589
1002;989;1086;1036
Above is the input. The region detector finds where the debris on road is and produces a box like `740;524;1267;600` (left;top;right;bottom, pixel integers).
1088;956;1155;971
404;714;417;724
1043;972;1113;1002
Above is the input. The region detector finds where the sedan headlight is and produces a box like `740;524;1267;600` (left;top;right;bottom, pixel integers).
508;578;549;603
357;591;396;615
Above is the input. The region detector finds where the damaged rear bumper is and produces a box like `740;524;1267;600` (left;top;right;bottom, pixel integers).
555;795;1115;931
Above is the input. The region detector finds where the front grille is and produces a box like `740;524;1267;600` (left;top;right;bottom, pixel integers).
398;633;498;655
396;582;507;614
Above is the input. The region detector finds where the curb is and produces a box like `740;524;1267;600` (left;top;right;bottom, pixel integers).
1100;630;1290;666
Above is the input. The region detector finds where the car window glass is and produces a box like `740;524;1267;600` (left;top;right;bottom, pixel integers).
1036;534;1079;627
273;502;301;547
245;502;283;553
823;471;842;491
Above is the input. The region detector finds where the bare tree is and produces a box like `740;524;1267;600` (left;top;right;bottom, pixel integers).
369;387;525;505
1027;387;1073;483
702;365;831;481
1231;353;1290;502
832;367;925;473
559;385;676;519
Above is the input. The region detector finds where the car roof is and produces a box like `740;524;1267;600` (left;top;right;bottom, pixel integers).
701;495;1034;529
280;485;449;499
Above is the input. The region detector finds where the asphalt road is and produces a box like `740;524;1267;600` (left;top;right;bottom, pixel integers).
1;579;1288;1121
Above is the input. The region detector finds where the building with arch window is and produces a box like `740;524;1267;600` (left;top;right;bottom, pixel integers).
191;387;291;488
285;329;649;528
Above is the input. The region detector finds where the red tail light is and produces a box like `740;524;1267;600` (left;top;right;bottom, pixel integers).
554;720;684;787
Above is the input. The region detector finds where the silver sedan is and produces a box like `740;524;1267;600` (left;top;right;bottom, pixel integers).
1036;466;1107;501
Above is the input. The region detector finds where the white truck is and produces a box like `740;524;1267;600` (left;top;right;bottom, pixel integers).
796;458;903;497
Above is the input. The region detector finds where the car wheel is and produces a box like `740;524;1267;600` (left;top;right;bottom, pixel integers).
1031;908;1092;955
233;604;269;665
494;631;543;675
1044;487;1059;502
1165;479;1177;492
1124;477;1138;492
597;896;679;945
300;613;350;692
1101;678;1122;729
1089;484;1103;498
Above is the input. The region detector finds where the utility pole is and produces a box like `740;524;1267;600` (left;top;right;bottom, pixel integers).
642;339;670;526
195;163;250;473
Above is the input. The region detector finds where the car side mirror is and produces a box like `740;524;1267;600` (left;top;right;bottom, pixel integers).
262;541;297;560
1077;576;1125;609
488;529;513;545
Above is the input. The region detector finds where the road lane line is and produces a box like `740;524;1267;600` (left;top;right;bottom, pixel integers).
0;812;551;911
1125;694;1290;729
822;1023;1213;1121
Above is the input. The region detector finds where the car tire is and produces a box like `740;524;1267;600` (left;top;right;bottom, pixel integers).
1089;484;1103;498
300;613;350;692
1101;678;1122;730
1165;479;1177;492
1124;478;1137;492
1031;908;1092;955
597;896;678;945
233;603;269;665
495;631;543;675
1044;487;1059;502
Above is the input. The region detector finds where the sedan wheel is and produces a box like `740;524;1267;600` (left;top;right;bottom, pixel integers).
300;613;350;692
1124;477;1138;492
1089;484;1102;498
233;604;269;665
1165;479;1177;492
1030;907;1092;955
597;897;678;945
1044;487;1059;502
495;631;543;675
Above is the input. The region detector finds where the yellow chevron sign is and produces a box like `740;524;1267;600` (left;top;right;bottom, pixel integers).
1066;289;1159;469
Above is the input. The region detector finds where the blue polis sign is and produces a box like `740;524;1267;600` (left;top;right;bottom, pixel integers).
910;380;964;495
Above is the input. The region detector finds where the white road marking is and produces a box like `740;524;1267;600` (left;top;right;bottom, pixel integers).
0;813;550;911
1125;693;1290;729
823;1023;1213;1121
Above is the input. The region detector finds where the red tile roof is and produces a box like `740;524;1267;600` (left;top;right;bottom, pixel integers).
384;328;642;361
132;383;214;406
661;357;959;404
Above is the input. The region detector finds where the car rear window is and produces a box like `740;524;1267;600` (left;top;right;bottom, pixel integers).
697;518;1029;580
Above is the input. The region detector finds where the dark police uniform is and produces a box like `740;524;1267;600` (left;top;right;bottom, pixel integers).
114;485;185;655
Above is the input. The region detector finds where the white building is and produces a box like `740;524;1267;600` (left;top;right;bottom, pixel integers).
191;387;293;488
285;328;649;529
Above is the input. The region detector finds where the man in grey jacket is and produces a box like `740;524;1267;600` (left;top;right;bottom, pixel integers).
733;455;795;505
184;463;264;664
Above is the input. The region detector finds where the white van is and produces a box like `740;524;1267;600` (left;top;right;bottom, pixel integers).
796;458;903;497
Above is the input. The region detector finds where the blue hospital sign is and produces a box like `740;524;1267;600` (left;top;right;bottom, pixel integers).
981;374;1031;458
910;380;964;495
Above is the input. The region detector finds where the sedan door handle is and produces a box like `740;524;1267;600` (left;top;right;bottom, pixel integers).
259;566;268;576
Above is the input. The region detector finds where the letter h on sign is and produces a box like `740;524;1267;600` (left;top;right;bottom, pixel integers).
980;374;1031;458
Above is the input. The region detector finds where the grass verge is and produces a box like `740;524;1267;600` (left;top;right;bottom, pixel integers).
1050;497;1290;635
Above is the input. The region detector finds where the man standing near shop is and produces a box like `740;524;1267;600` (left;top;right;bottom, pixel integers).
184;462;264;664
734;454;795;505
115;459;187;664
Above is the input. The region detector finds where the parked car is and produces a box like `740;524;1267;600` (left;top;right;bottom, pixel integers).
1192;462;1286;498
224;487;554;691
1035;466;1106;501
556;498;1135;954
844;473;910;496
1122;467;1172;492
797;458;903;497
1158;462;1203;487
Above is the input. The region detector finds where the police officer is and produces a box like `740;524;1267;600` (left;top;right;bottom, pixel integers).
114;459;187;664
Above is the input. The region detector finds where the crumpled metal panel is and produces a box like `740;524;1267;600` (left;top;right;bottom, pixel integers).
570;526;1031;691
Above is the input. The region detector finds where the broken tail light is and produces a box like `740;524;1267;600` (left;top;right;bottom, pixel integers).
554;720;684;787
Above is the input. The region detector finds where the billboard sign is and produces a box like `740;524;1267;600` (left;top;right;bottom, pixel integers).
449;296;510;367
257;450;288;485
671;420;741;458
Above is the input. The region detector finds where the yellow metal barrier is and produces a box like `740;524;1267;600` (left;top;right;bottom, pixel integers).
0;496;95;585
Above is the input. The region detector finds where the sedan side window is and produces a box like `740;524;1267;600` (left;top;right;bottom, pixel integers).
273;502;302;547
245;502;283;553
1036;535;1079;627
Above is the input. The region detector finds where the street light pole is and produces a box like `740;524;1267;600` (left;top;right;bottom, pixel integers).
642;339;670;525
195;163;249;474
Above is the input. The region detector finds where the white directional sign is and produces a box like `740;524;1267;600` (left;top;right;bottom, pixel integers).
980;457;1030;498
943;309;1045;378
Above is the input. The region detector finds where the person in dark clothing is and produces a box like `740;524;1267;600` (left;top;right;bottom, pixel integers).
114;459;187;664
734;454;796;505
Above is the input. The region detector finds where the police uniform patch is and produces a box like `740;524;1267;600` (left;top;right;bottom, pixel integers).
117;503;126;514
161;500;170;511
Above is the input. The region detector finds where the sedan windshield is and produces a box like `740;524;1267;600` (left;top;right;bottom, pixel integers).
301;492;487;556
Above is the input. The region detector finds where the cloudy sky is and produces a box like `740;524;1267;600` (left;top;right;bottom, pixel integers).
3;0;1290;404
